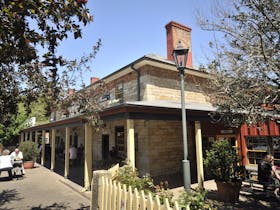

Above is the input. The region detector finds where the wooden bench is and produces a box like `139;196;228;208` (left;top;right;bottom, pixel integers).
0;167;13;179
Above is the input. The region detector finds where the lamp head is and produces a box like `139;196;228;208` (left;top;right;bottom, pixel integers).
172;41;189;70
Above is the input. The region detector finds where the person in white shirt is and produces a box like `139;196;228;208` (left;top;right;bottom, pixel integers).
11;148;25;175
0;149;13;179
11;148;23;161
69;145;77;166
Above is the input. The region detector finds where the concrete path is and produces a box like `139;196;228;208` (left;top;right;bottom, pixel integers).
0;164;91;210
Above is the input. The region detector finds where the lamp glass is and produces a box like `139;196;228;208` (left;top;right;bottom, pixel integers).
172;41;189;69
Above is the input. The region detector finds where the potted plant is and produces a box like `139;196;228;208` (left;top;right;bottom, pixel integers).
204;140;245;203
19;141;40;169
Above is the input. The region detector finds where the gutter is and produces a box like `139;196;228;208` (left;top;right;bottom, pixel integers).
131;64;141;101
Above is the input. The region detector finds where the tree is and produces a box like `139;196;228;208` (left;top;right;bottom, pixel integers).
0;0;101;144
0;103;28;146
198;0;280;126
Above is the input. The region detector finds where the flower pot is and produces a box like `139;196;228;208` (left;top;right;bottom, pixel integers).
23;160;35;169
215;181;241;203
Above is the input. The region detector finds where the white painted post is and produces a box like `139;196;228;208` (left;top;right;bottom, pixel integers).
41;130;46;165
195;121;204;189
25;132;28;141
64;127;70;178
51;129;56;171
29;131;33;141
84;123;93;190
35;131;38;144
127;186;133;210
132;188;139;210
126;119;135;169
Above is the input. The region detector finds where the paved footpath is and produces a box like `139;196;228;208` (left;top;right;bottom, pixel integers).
0;164;91;210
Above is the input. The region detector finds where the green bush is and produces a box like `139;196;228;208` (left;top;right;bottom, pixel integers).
116;165;174;204
116;165;215;209
204;140;245;182
115;165;155;194
178;189;216;210
155;181;174;205
19;141;40;161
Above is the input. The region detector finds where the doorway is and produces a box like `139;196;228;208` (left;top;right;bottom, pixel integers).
102;135;109;160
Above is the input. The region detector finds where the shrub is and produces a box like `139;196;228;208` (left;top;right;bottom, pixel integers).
116;165;215;209
204;140;245;182
155;181;174;205
178;189;217;210
116;165;174;204
19;141;40;161
115;165;155;194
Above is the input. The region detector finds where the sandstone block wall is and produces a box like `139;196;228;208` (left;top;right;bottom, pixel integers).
147;120;183;176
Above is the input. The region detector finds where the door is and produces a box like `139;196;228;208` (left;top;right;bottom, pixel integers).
115;126;125;158
102;135;109;160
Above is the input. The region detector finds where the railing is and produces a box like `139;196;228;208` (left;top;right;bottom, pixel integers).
97;176;189;210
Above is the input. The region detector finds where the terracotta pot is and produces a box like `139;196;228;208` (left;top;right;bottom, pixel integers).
23;160;35;169
216;181;241;203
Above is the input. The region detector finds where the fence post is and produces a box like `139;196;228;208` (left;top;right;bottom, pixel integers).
90;170;110;210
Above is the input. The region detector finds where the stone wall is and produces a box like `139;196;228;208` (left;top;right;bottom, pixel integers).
134;120;150;176
142;120;197;182
147;120;183;176
140;65;210;104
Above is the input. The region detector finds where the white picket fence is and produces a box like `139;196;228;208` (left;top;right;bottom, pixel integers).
97;176;190;210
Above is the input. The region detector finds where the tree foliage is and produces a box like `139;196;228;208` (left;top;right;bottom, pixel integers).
199;0;280;126
0;0;101;144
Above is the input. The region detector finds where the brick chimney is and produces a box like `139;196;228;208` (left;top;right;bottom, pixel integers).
165;21;192;67
90;77;99;84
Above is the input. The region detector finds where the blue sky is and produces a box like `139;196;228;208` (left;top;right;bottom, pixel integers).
57;0;218;86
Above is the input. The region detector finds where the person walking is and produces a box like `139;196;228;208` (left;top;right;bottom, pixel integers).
258;154;280;198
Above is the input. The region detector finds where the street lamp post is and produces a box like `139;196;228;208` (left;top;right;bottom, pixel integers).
172;41;191;191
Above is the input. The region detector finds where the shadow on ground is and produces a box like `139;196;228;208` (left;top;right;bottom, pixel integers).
0;189;23;209
29;203;89;210
206;186;280;210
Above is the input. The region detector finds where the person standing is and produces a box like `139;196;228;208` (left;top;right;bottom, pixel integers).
77;143;84;165
69;144;77;166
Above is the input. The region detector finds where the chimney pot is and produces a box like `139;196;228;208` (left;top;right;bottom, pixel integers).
90;77;99;84
67;88;75;96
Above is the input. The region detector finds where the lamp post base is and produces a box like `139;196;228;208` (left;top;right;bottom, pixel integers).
182;159;191;191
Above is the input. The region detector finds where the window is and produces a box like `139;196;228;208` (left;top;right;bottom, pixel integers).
115;83;124;103
202;136;214;158
115;126;125;158
246;136;280;165
216;135;238;153
101;93;110;102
